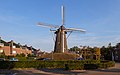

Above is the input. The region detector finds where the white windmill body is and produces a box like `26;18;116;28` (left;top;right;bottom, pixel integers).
37;6;86;53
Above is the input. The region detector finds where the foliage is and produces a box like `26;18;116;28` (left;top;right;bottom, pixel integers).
16;57;27;61
0;55;6;58
27;54;35;57
65;63;84;70
0;60;115;70
69;46;80;51
16;53;25;57
98;60;115;68
100;46;112;60
84;64;98;69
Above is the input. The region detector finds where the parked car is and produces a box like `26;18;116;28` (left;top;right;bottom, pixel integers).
9;58;18;61
36;58;51;61
76;58;84;60
0;58;6;61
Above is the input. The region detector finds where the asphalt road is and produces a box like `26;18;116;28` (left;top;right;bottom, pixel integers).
0;63;120;75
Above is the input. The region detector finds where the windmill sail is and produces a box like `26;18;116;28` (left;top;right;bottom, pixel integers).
37;22;59;28
65;28;86;32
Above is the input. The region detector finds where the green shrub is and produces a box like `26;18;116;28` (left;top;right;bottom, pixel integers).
16;57;27;61
84;64;98;69
65;63;84;70
98;61;115;68
0;60;115;70
0;61;15;69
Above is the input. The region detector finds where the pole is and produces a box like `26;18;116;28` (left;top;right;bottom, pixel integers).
112;51;114;61
75;48;76;59
52;51;53;60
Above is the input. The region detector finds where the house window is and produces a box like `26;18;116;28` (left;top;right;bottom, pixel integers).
13;46;16;48
12;51;16;54
0;49;3;53
0;43;4;47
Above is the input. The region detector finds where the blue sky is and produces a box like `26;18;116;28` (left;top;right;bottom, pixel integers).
0;0;120;52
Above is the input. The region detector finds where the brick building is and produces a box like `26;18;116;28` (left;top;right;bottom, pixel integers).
0;37;32;56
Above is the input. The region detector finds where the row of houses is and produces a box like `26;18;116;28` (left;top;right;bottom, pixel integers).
0;37;44;57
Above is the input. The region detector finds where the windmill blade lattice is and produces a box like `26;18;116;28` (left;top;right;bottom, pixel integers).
65;28;86;32
37;22;59;28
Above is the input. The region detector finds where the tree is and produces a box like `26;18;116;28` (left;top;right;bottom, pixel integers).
16;53;25;57
100;46;112;60
27;54;34;57
69;46;80;52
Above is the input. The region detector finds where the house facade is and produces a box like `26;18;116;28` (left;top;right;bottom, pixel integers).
0;37;32;56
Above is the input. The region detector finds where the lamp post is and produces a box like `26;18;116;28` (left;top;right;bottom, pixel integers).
75;48;76;59
52;51;54;60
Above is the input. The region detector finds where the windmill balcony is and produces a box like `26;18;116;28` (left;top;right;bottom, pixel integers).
0;43;4;47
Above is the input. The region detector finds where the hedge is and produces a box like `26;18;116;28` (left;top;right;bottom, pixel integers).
0;60;115;70
98;61;115;68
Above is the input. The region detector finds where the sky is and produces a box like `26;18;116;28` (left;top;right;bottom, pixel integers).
0;0;120;52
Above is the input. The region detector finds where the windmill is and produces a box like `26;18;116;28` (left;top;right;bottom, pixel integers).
37;6;86;53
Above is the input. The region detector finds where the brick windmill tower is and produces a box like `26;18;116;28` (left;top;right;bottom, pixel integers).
37;6;86;53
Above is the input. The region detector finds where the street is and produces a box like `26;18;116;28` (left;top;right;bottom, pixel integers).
0;63;120;75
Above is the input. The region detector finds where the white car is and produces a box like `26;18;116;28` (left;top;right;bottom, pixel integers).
9;58;18;61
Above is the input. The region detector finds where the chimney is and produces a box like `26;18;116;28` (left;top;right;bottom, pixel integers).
10;40;13;54
25;44;28;50
18;43;22;49
30;46;33;50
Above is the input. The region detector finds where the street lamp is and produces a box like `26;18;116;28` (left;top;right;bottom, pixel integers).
52;51;54;60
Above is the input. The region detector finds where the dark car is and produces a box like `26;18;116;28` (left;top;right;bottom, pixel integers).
36;58;51;61
0;58;6;61
76;58;84;60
